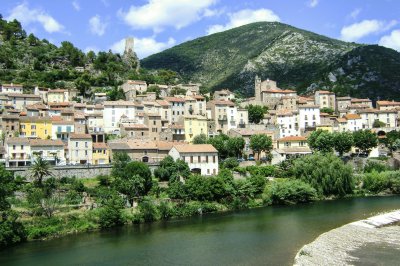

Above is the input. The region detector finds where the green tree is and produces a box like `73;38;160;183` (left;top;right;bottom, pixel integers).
192;133;208;144
249;134;272;160
154;156;190;182
147;85;161;99
207;134;229;159
307;129;334;153
382;130;400;155
320;107;334;115
170;87;186;96
111;152;131;179
0;166;26;247
227;136;245;158
372;119;386;128
266;179;317;205
185;175;213;201
247;104;267;124
98;191;125;228
353;130;378;155
30;156;52;187
289;153;354;196
115;162;153;200
333;131;354;156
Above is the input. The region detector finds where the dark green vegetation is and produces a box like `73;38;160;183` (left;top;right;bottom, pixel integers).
0;16;179;96
2;148;399;248
142;22;400;101
247;104;268;124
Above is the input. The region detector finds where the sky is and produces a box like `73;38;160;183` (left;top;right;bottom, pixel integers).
1;0;400;59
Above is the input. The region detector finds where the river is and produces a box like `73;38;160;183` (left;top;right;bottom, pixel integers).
1;196;399;266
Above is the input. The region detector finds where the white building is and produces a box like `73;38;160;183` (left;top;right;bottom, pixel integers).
1;83;23;94
169;144;219;176
103;101;137;133
164;97;186;123
276;110;299;138
68;134;93;165
30;139;66;165
298;105;321;130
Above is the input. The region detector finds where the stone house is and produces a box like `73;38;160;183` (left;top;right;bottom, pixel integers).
68;133;93;165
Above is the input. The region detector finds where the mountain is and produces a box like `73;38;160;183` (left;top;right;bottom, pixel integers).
142;22;400;101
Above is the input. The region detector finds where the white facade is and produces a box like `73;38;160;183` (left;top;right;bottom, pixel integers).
169;144;219;176
298;106;321;129
276;112;299;138
1;84;23;94
103;101;136;133
68;135;93;164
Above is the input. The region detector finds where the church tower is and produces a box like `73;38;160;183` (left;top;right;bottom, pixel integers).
255;75;262;102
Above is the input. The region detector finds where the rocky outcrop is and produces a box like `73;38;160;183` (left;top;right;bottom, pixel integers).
294;210;400;266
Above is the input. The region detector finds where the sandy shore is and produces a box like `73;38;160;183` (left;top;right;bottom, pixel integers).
294;210;400;266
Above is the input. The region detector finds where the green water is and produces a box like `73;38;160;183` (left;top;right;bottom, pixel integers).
1;196;399;266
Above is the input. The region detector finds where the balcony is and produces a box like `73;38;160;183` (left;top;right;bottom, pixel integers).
218;115;227;121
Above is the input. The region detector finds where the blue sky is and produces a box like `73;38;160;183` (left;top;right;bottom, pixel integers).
1;0;400;58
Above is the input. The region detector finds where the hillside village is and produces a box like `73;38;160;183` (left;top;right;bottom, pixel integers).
1;57;399;175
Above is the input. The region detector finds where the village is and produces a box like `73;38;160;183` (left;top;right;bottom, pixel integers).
0;70;398;176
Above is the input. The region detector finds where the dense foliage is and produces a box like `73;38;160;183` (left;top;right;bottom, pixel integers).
288;153;354;196
247;104;268;124
265;179;317;205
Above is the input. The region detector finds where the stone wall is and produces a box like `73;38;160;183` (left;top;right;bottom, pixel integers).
8;163;160;180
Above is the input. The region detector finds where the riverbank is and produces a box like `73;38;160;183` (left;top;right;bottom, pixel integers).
294;210;400;266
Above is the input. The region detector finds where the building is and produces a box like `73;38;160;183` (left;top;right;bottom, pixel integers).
68;134;93;165
315;90;336;111
52;119;75;141
144;113;162;141
47;89;71;103
19;116;52;139
376;100;400;110
5;137;31;166
164;97;186;123
1;83;23;94
207;100;237;134
6;93;41;110
276;110;299;138
92;142;109;165
213;89;235;101
254;77;297;108
184;115;208;143
228;128;274;157
169;144;219;176
103;101;137;133
272;136;311;164
122;80;148;100
30;139;65;165
298;105;321;130
0;114;20;137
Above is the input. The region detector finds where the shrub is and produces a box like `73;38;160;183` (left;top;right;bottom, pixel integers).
98;193;125;228
97;175;111;186
0;211;27;247
265;179;317;205
138;199;158;223
158;201;173;220
364;161;390;173
289;153;354;197
362;171;400;194
246;165;276;177
222;157;239;169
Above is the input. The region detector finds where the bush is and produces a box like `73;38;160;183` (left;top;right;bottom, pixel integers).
138;199;158;223
0;211;27;247
246;165;276;177
65;190;82;205
158;201;173;220
364;161;390;173
289;153;354;197
362;171;400;194
98;193;125;228
97;175;111;186
222;157;239;169
265;179;317;205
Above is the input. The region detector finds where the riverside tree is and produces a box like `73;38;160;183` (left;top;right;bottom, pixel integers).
250;134;272;160
353;130;378;155
289;153;354;197
30;156;52;187
307;129;334;153
333;131;354;156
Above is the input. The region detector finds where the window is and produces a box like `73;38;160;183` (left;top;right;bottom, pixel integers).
213;156;216;163
85;150;88;156
66;126;71;132
85;142;88;148
75;150;78;157
198;156;201;162
153;121;156;125
206;156;209;163
76;142;78;148
207;169;210;174
31;125;36;129
190;156;193;163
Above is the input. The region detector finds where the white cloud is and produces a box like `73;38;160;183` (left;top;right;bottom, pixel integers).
89;15;107;36
7;2;64;33
308;0;319;8
72;1;80;11
118;0;217;32
379;29;400;51
349;8;361;20
207;8;280;35
340;19;397;42
110;37;176;59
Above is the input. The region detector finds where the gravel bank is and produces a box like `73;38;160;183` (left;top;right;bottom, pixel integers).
294;210;400;266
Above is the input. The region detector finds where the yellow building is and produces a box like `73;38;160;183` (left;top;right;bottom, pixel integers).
92;142;110;165
184;115;208;143
20;117;52;139
316;125;334;133
47;89;69;103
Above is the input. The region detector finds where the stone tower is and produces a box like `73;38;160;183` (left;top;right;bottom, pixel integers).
255;75;262;102
123;37;140;72
124;37;134;54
